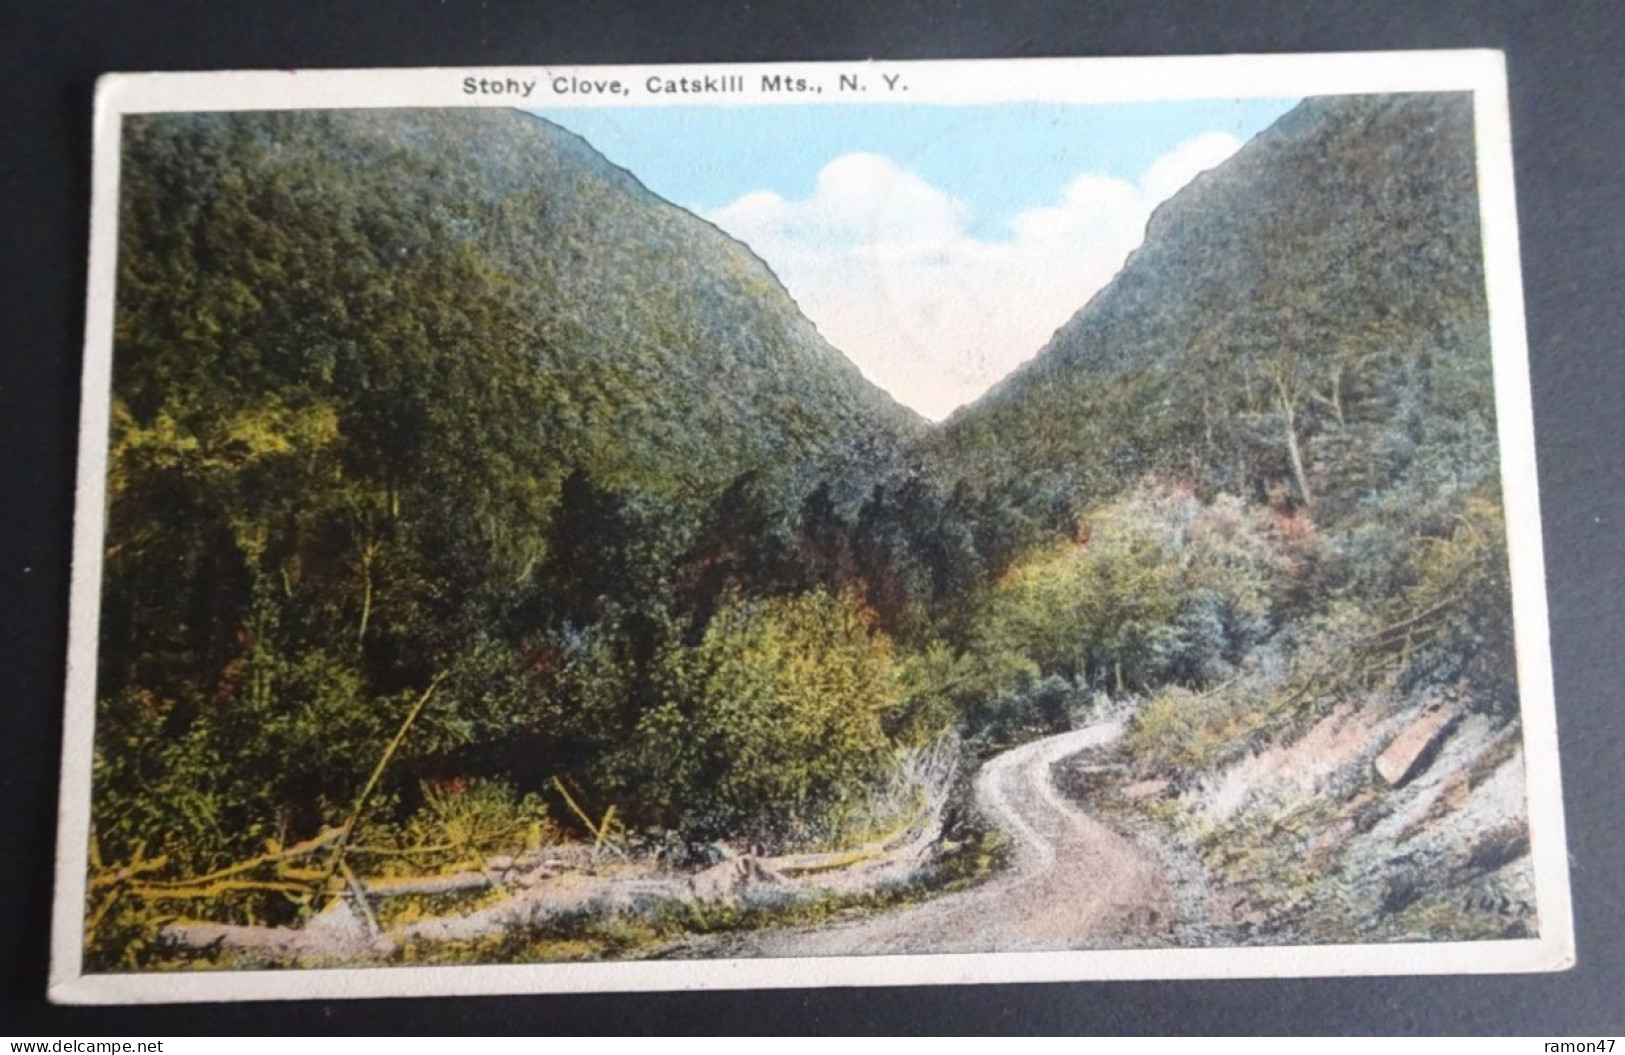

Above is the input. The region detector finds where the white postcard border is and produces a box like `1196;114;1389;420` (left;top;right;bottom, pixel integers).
51;50;1573;1005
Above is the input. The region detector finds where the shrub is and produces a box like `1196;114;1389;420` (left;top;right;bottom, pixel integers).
376;778;555;874
980;482;1293;694
631;590;897;846
1395;491;1516;713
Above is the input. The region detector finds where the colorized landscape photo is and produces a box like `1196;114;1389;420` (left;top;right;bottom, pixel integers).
79;84;1544;974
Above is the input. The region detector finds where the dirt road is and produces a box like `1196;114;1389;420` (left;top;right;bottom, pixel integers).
707;719;1178;957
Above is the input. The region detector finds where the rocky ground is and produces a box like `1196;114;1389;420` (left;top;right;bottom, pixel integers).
1081;693;1538;944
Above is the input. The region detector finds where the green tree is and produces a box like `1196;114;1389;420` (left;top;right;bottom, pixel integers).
635;591;897;843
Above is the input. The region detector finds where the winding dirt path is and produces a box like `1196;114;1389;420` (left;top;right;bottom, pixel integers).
705;719;1178;957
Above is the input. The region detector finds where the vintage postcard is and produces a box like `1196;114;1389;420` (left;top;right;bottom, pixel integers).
52;52;1572;1003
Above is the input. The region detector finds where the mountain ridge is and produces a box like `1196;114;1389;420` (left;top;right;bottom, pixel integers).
150;107;924;498
927;92;1493;531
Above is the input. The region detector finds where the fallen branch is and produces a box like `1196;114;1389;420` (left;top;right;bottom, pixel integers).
772;848;880;876
591;805;619;863
551;776;626;860
354;871;497;897
1363;593;1464;647
338;859;381;938
88;854;170;890
346;842;460;859
129;878;312;900
131;828;344;892
320;670;451;895
152;803;954;960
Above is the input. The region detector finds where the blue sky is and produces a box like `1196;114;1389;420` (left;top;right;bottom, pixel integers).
532;98;1300;418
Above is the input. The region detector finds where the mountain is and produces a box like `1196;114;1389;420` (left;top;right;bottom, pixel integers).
101;108;927;830
923;94;1529;946
929;93;1496;530
92;95;1531;964
115;108;920;507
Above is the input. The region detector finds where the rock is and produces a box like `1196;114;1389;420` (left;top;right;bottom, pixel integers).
1374;706;1460;787
1122;779;1171;801
680;840;737;868
1439;770;1472;811
512;860;566;888
1465;820;1530;873
163;899;396;962
687;856;784;904
1381;872;1425;913
304;898;391;954
1228;896;1269;930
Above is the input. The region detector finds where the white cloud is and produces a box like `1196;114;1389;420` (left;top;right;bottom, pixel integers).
1141;131;1243;203
705;132;1244;421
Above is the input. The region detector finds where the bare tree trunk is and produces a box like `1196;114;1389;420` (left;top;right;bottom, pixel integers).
356;530;382;644
1275;373;1314;508
358;552;375;643
1311;362;1347;427
319;670;451;901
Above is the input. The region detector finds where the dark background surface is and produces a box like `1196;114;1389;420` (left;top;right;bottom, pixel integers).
3;0;1622;1035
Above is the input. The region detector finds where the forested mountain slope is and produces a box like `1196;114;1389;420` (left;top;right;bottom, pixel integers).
916;93;1529;944
117;109;920;507
931;93;1494;532
97;109;923;926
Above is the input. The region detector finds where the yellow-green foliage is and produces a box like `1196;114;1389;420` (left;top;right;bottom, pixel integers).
1398;491;1516;711
1127;492;1517;778
1129;684;1242;775
382;779;555;874
892;637;1052;751
980;484;1290;693
890;642;1033;746
889;643;968;746
987;529;1179;689
634;590;896;841
1126;663;1314;777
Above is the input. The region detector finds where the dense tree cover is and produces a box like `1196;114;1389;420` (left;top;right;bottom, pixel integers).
918;92;1520;775
100;116;566;878
92;111;972;934
981;489;1291;694
933;94;1496;535
631;590;896;842
87;94;1523;966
